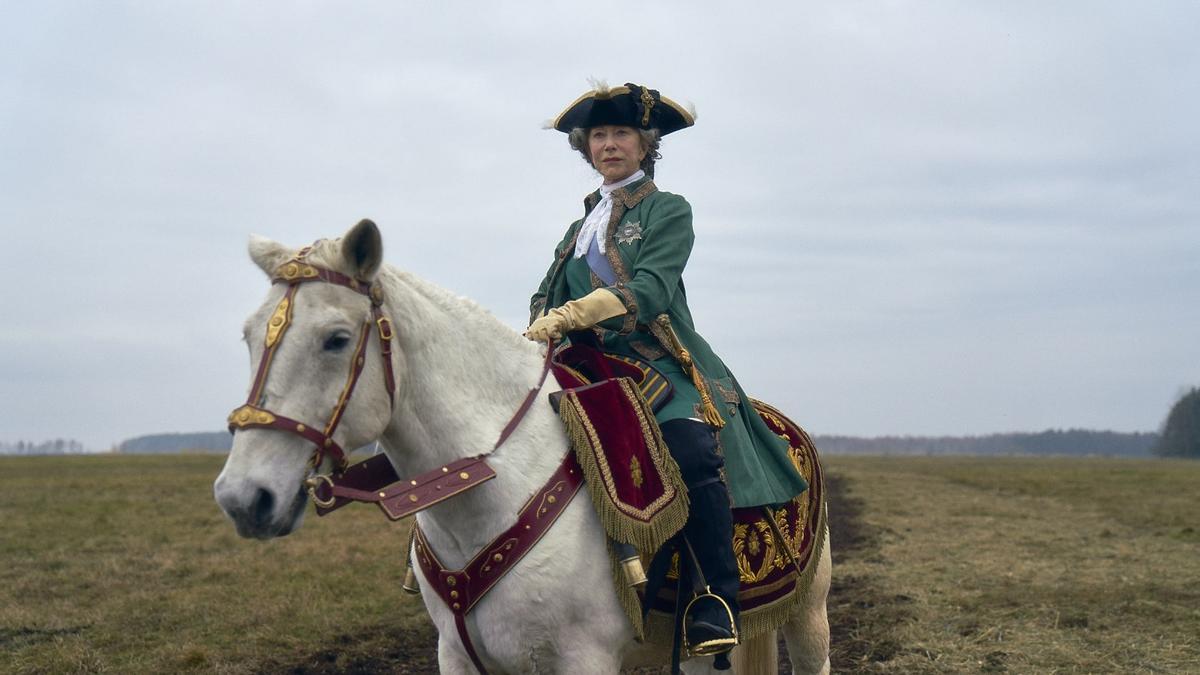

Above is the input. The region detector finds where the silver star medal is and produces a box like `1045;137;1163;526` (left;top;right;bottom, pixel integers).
616;221;643;245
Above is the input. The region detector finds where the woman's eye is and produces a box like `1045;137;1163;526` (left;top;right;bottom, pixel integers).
323;332;352;352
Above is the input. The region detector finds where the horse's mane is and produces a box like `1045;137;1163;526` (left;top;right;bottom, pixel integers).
302;236;541;359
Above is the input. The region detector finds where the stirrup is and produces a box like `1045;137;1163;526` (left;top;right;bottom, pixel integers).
682;587;739;657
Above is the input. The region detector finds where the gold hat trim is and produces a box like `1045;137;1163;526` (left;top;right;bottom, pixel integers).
658;94;695;126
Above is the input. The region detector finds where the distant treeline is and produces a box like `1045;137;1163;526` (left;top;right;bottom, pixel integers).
813;429;1159;457
6;428;1155;457
0;439;88;455
118;432;232;454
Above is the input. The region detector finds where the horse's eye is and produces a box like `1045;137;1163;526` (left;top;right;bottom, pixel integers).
323;331;352;352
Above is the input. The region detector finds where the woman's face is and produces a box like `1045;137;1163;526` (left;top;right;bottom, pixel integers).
588;125;646;183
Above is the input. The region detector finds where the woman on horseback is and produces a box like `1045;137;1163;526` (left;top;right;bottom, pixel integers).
525;81;810;657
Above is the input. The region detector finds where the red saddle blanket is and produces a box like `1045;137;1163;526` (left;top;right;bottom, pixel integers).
551;355;690;556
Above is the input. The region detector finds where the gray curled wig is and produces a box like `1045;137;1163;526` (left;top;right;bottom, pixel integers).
568;127;663;178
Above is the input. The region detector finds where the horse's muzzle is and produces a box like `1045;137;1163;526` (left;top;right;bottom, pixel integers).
214;478;306;539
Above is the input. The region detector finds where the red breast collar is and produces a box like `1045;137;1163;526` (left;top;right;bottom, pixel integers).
413;450;582;614
412;450;583;674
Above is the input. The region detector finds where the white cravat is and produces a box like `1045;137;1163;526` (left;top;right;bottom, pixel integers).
573;170;645;259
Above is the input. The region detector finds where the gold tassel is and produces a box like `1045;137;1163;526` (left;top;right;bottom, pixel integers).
654;316;725;429
679;347;726;429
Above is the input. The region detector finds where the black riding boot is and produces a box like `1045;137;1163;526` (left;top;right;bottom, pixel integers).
660;419;741;656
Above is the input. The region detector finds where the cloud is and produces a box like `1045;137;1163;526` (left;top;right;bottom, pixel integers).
2;2;1197;447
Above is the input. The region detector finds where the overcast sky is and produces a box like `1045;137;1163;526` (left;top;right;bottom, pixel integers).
2;1;1197;450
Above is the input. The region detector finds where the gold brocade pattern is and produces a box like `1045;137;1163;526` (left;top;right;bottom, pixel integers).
733;521;778;583
623;399;826;644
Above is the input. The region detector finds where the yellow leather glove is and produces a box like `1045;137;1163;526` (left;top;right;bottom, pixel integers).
524;289;628;342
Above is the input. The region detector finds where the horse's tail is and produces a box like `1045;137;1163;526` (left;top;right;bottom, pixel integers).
729;629;777;674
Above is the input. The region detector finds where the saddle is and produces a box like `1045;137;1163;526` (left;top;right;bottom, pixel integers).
549;343;828;647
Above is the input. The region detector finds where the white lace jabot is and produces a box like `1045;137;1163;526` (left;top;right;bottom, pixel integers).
573;170;645;259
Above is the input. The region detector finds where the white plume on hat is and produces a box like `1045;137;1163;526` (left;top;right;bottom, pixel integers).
586;77;612;97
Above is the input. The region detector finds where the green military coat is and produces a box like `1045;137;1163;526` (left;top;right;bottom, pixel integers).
530;176;808;508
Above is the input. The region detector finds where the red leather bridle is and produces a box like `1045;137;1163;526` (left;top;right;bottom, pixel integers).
227;246;564;674
227;247;397;478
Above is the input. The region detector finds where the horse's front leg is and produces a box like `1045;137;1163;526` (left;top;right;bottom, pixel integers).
437;635;480;675
548;634;624;674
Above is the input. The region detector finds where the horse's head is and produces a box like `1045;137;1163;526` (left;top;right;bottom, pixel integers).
214;219;400;539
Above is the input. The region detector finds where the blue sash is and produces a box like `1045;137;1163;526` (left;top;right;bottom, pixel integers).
585;238;617;285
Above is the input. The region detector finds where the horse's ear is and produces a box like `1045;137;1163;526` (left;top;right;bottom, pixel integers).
248;235;293;276
342;219;383;281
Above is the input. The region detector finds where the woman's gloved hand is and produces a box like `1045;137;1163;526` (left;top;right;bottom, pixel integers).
524;289;627;342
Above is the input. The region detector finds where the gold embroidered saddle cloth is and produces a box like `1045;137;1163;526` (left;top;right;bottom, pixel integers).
616;400;828;643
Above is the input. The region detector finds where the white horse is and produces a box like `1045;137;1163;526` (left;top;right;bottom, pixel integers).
214;220;831;674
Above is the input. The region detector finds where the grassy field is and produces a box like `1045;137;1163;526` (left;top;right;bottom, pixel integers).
1;454;1197;674
0;455;435;674
825;456;1200;674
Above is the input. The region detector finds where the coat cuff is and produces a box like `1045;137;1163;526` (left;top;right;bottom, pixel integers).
603;285;639;335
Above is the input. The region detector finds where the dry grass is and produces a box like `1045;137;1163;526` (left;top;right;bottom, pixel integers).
1;454;1197;674
0;454;435;674
825;456;1200;674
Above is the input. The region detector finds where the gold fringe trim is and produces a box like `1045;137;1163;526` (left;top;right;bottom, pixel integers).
558;383;690;555
608;539;645;641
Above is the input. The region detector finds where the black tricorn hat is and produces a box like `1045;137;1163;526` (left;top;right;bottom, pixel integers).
551;82;695;136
